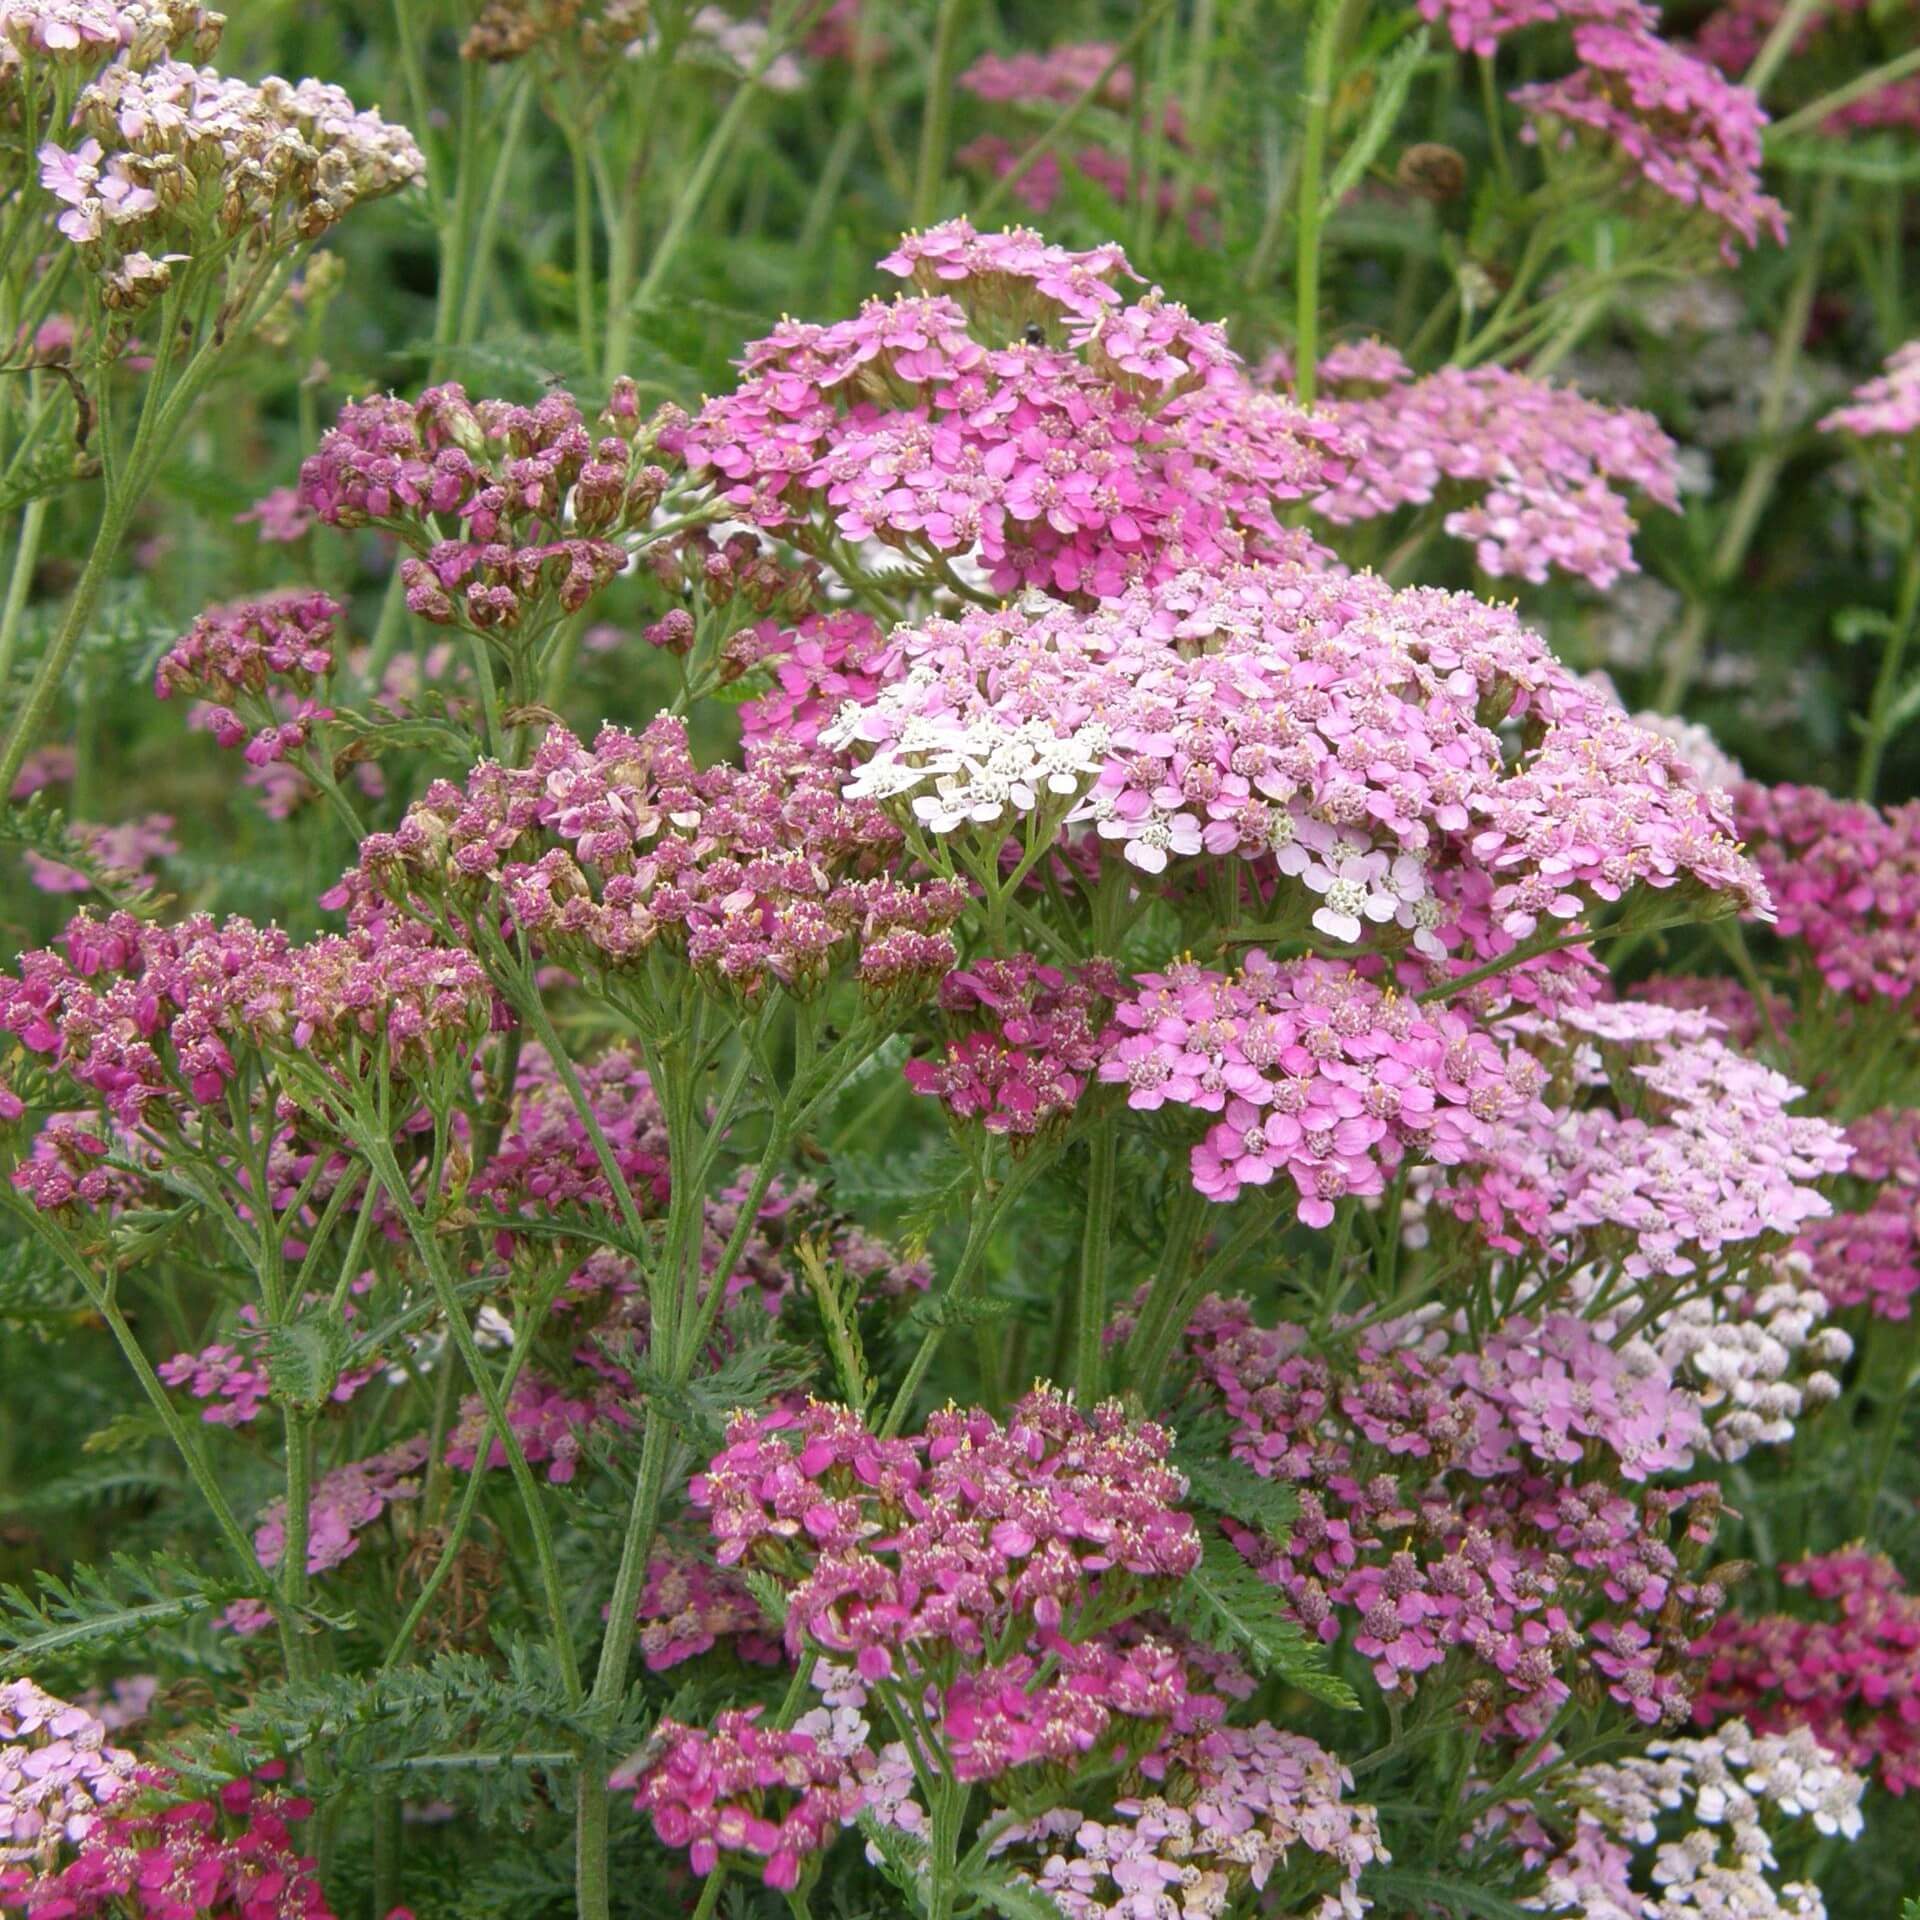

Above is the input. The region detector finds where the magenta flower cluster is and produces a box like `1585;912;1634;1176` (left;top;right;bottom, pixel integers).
298;383;666;638
154;593;339;769
1794;1107;1920;1319
1736;782;1920;1004
904;953;1114;1140
347;718;966;1003
1695;1550;1920;1797
0;1764;333;1920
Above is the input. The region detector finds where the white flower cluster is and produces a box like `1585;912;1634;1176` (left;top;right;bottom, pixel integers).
1538;1721;1865;1920
1589;1255;1851;1464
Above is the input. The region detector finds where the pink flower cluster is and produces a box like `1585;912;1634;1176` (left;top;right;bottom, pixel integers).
1418;0;1653;57
995;1722;1386;1920
1102;951;1541;1222
1182;1294;1729;1730
1513;26;1787;262
1432;1000;1850;1277
154;593;338;768
633;1551;782;1672
831;564;1765;946
22;816;176;897
0;912;493;1149
1821;340;1920;442
158;1304;378;1428
0;1;219;80
692;1390;1214;1783
1736;781;1920;1004
735;610;888;751
1695;1551;1920;1795
1297;361;1681;589
627;1708;867;1892
251;1435;428;1577
347;718;965;1004
298;383;666;638
664;219;1346;600
445;1371;629;1487
0;1767;333;1919
0;1683;134;1870
472;1043;671;1225
1794;1107;1920;1319
905;954;1114;1140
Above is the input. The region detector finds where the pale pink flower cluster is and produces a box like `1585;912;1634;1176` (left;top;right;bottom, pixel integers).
1102;951;1543;1221
41;59;421;306
1432;1000;1849;1277
0;0;218;85
251;1434;429;1577
828;563;1766;942
1820;340;1920;442
1297;361;1681;589
993;1722;1386;1920
1513;26;1787;262
21;814;176;895
664;219;1346;600
0;1683;134;1870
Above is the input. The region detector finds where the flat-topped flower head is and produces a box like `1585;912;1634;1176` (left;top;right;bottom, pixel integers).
665;221;1348;601
0;911;492;1146
1514;28;1787;263
827;564;1765;946
1294;361;1682;589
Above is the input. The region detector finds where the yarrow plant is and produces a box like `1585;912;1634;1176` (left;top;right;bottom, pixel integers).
0;4;1916;1918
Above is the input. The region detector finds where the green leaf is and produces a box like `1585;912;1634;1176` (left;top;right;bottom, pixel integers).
0;793;168;917
742;1570;789;1631
904;1290;1015;1336
1178;1455;1300;1543
0;1551;246;1676
267;1310;350;1411
962;1867;1067;1920
857;1812;931;1911
1324;30;1429;214
1364;1868;1535;1919
1835;606;1900;647
1167;1537;1356;1708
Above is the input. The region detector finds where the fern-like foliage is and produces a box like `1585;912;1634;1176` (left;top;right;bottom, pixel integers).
0;791;168;915
0;1550;252;1677
1165;1536;1356;1709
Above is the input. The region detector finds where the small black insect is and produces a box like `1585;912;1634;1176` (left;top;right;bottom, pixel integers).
1024;322;1045;346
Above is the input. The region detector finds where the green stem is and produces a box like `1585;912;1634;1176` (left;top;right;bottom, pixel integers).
456;74;536;351
975;3;1175;222
1743;0;1825;95
564;123;597;374
1767;44;1920;143
1657;183;1832;712
1294;0;1357;405
360;1132;581;1700
1072;1120;1118;1402
1856;497;1920;800
913;0;971;226
630;12;796;319
0;495;47;697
